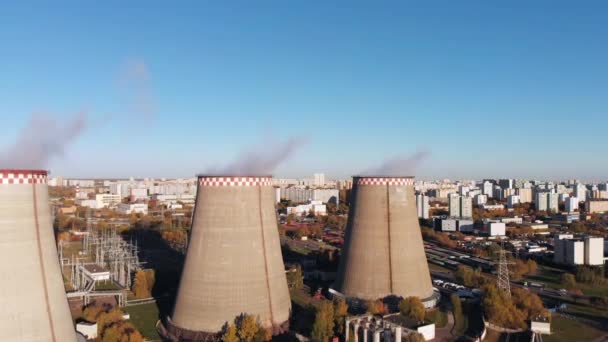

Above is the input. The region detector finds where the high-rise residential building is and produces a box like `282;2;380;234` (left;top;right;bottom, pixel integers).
483;181;494;197
599;183;608;191
493;186;504;201
499;179;514;189
416;194;430;219
449;194;461;217
516;187;532;203
585;200;608;213
461;197;473;218
574;183;587;203
507;195;520;208
535;192;548;211
313;173;325;187
565;197;579;212
584;237;605;266
548;193;559;212
474;194;488;206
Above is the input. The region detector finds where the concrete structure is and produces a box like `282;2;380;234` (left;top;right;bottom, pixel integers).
416;193;430;219
281;187;339;204
166;176;290;339
499;179;514;189
449;194;472;218
555;238;584;265
333;176;434;302
117;202;148;215
516;187;532;203
0;169;77;341
535;192;548;211
584;237;604;266
314;173;325;187
574;183;587;203
474;194;487;206
565;197;579;212
448;194;460;217
548;193;559;212
507;195;520;208
287;200;327;216
585;200;608;213
482;181;493;197
486;222;506;236
95;193;121;208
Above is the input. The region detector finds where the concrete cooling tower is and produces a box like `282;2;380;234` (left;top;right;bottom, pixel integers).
0;170;76;342
333;176;435;304
163;176;291;341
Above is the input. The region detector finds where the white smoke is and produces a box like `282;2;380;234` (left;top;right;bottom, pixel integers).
0;112;87;169
120;60;156;119
361;148;430;176
206;137;307;176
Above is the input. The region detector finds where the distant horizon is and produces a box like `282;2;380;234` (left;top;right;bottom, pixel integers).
1;2;607;179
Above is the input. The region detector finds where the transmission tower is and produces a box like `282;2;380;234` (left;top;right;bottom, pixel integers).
497;240;512;298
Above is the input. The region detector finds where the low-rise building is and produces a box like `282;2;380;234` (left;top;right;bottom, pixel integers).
585;200;608;213
117;203;148;215
485;222;506;236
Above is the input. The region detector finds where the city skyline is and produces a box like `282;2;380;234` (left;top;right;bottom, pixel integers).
1;2;608;179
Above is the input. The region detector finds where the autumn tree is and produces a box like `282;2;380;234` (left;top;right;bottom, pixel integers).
312;300;335;342
97;308;125;336
333;298;349;335
404;332;425;342
366;299;386;316
102;321;144;342
132;270;152;299
399;297;426;322
237;314;259;342
286;264;304;290
482;284;526;329
221;323;238;342
561;273;577;290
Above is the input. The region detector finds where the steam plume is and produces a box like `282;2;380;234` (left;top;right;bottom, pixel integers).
0;112;87;169
206;137;307;176
120;60;156;119
361;148;430;176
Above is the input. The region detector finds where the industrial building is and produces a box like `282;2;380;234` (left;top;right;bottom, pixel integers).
333;176;436;305
163;176;291;340
0;169;77;341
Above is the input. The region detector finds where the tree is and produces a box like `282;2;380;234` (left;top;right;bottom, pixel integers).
286;264;304;290
311;301;335;342
96;308;126;336
132;270;151;299
333;298;349;335
222;323;238;342
399;297;426;322
145;269;155;293
366;299;386;316
404;332;425;342
102;321;144;342
237;314;259;342
561;273;577;289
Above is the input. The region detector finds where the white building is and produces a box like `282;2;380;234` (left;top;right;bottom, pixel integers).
313;173;325;187
507;195;520;208
461;197;473;218
449;194;461;217
574;183;587;203
287;200;327;216
117;203;148;215
76;199;98;208
516;188;532;203
585;237;605;266
486;222;506;236
535;192;548;211
565;197;579;212
95;194;122;208
482;181;493;197
130;188;148;201
474;194;487;206
282;187;339;204
416;194;430;219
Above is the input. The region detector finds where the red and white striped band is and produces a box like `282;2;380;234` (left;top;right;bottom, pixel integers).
0;170;48;185
198;176;273;187
357;177;414;186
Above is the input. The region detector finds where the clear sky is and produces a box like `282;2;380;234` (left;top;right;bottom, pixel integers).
1;1;607;180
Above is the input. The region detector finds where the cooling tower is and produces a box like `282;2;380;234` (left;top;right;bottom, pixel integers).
333;176;434;302
0;170;77;342
165;176;290;340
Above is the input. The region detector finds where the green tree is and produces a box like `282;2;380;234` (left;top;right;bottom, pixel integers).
311;301;335;342
222;323;238;342
399;297;426;322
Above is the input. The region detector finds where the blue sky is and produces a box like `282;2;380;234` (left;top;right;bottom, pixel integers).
1;1;607;180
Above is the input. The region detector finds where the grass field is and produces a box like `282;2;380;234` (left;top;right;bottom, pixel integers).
544;316;605;342
525;265;608;297
124;302;161;340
